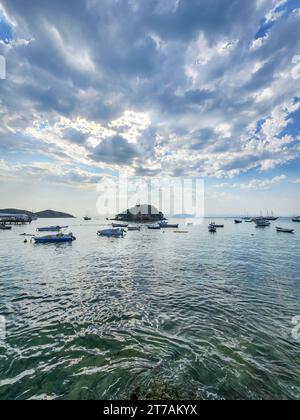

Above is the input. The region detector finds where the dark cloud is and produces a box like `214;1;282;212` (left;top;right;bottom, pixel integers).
89;135;139;165
63;128;87;145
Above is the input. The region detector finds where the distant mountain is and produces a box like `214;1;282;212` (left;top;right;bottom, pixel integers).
35;210;75;218
0;209;75;219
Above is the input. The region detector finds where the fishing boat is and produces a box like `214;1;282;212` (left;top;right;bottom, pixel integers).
158;221;179;229
37;226;68;232
112;223;128;228
254;217;271;227
208;224;217;233
148;224;161;230
127;226;141;231
97;228;126;237
292;216;300;222
276;227;295;234
33;233;76;244
234;219;243;224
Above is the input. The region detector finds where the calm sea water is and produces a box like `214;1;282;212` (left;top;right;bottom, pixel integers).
0;217;300;400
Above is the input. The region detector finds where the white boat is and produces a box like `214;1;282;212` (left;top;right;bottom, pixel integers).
254;217;271;227
292;216;300;223
276;227;295;234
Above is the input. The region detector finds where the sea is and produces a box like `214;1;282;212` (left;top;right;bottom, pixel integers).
0;217;300;400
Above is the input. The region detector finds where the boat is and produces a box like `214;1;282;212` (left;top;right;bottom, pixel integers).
112;223;128;228
0;224;12;230
266;211;278;221
210;222;224;228
234;219;243;224
97;228;126;237
292;216;300;223
244;219;253;223
254;217;271;227
33;233;76;244
127;226;141;231
158;221;179;229
208;224;217;233
37;226;68;232
148;224;161;230
276;227;295;234
84;216;92;221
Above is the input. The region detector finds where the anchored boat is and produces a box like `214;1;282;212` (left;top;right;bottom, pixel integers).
292;216;300;223
210;222;224;228
254;217;271;227
98;228;126;237
112;223;128;228
33;233;76;244
37;226;68;232
148;224;161;230
208;224;217;233
127;226;141;231
234;219;243;224
158;221;179;229
276;227;295;234
0;223;12;230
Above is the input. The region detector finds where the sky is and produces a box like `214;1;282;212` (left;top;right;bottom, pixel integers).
0;0;300;216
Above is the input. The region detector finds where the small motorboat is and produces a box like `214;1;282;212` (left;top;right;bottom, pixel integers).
292;216;300;223
127;226;141;231
208;224;217;233
244;219;253;223
97;228;126;238
37;226;68;232
148;224;161;230
254;217;271;227
0;224;12;230
210;222;224;228
158;221;179;229
276;227;295;234
234;219;243;224
84;216;92;221
33;233;76;244
112;223;128;228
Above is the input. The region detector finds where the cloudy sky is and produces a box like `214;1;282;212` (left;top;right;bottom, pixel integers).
0;0;299;216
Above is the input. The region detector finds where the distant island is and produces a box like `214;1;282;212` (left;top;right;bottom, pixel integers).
0;209;75;219
113;204;164;222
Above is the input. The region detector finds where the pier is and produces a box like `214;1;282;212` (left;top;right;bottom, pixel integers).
0;214;32;225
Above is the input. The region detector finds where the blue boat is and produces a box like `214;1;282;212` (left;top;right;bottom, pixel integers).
37;226;68;232
97;228;126;238
33;233;76;244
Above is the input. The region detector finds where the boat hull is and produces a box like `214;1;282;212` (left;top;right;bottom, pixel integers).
33;234;76;244
98;228;125;237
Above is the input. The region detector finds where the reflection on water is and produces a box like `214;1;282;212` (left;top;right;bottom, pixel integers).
0;218;300;400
